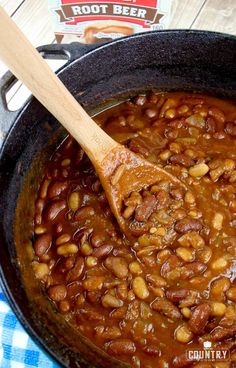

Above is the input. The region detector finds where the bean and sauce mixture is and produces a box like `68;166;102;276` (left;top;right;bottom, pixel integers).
32;92;236;367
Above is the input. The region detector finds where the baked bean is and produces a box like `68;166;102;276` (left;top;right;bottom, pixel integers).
95;325;121;340
57;243;78;256
208;106;225;123
68;192;81;212
175;324;193;343
59;300;70;313
176;247;195;262
32;92;236;368
107;339;136;355
210;257;228;271
102;294;123;308
83;276;104;291
225;122;236;136
175;218;203;233
92;244;113;258
188;303;211;334
34;234;52;256
146;274;167;288
74;206;95;221
170;154;194;167
66;257;84;282
185;114;205;128
55;233;71;245
166;288;190;303
152;298;181;321
135;195;157;222
210;326;236;341
180;262;206;279
90;232;106;248
226;287;236;302
132;277;149;300
177;232;205;249
210;302;226;317
129;261;142;274
45;200;67;221
145;108;158;118
189;163;209;177
210;277;231;300
104;257;128;279
48;181;68;199
32;262;49;279
48;285;67;302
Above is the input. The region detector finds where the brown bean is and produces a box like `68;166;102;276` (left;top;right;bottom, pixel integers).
39;179;50;199
210;277;231;299
208;106;225;123
59;300;70;313
104;256;128;279
34;234;52;256
90;232;106;248
35;198;45;225
48;181;68;198
175;217;203;233
45;200;67;221
161;255;182;280
74;206;95;221
107;339;136;355
188;303;211;334
225;122;236;136
48;284;67;302
95;326;122;340
133;95;146;106
205;117;216;133
66;257;84;282
226;287;236;302
170;154;194;167
145;108;158;118
151;298;181;321
166;288;190;303
117;282;128;300
135;195;157;222
146;274;167;288
180;262;207;279
142;345;160;356
210;326;236;341
80;306;105;321
92;244;113;258
172;353;193;368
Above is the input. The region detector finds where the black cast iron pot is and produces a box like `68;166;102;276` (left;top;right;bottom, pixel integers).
0;30;236;368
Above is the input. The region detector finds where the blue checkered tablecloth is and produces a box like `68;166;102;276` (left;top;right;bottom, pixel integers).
0;288;61;368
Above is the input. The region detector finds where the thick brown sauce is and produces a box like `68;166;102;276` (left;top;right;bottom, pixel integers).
33;92;236;368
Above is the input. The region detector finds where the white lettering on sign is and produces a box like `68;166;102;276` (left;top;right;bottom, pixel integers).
72;5;108;16
113;5;146;18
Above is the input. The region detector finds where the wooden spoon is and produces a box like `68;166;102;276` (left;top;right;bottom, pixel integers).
0;7;186;236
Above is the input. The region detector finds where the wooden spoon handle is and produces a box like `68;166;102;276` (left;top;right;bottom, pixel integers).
0;7;117;164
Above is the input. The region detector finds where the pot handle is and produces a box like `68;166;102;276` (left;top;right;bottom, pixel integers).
0;42;98;148
37;42;99;63
0;71;20;148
